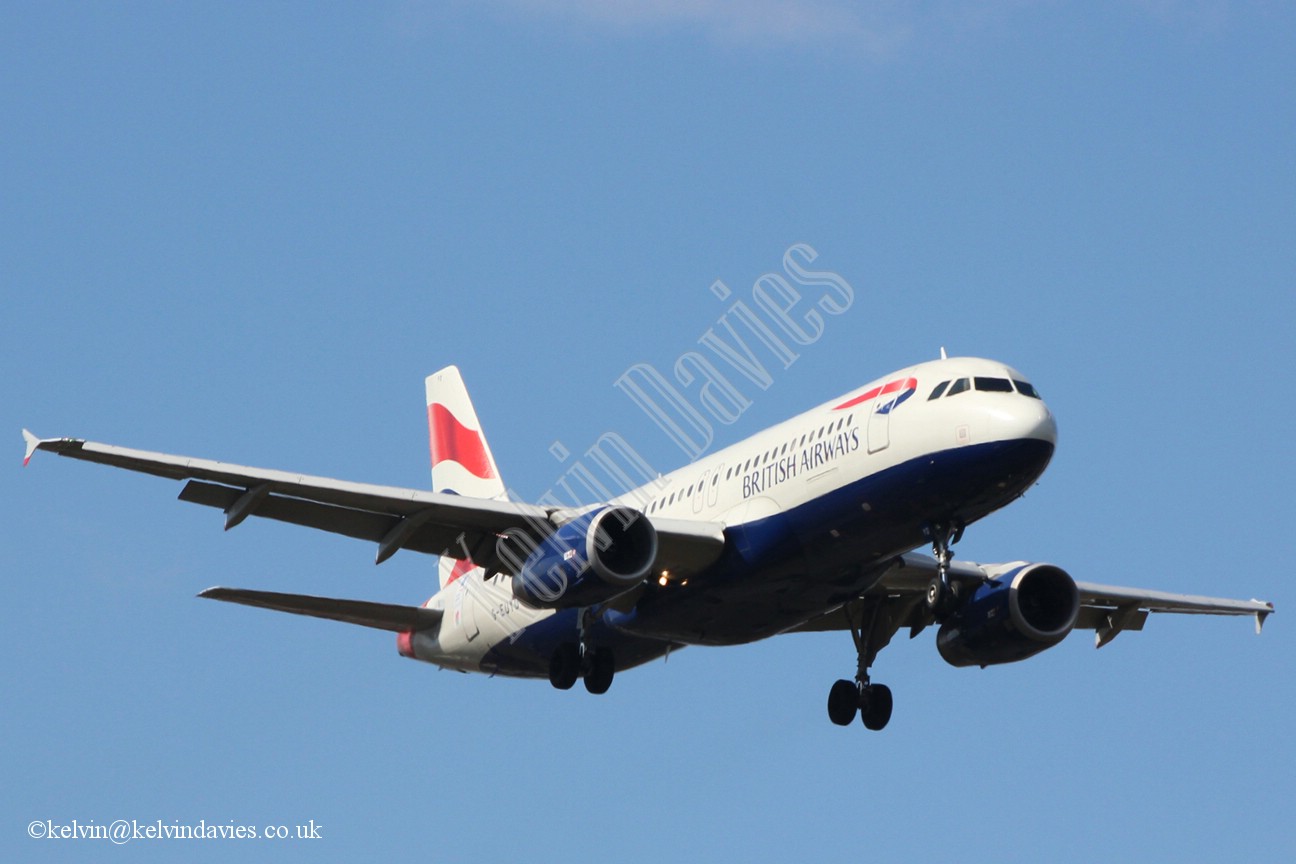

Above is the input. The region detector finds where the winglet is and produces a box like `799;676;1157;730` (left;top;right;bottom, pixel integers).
1256;606;1273;635
22;429;41;467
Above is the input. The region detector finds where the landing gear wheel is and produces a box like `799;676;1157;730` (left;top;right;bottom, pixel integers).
827;679;859;726
860;684;893;731
925;576;959;617
583;648;615;695
925;575;945;612
548;643;580;690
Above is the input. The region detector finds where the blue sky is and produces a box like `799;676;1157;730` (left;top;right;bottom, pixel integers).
4;2;1293;861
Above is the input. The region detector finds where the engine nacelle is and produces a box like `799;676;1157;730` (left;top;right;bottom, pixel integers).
511;506;657;610
936;563;1079;668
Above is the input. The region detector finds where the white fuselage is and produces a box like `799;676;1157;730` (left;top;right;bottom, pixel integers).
412;356;1057;673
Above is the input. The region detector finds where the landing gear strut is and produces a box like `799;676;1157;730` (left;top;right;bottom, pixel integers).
548;608;615;694
924;522;964;619
826;600;894;731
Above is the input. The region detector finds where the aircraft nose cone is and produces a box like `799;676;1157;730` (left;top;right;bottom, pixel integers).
986;399;1056;446
1025;401;1058;445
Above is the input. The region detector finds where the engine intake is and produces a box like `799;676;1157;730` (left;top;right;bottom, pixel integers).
936;563;1079;668
511;506;657;609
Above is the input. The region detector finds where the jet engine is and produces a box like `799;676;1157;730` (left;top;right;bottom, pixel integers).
936;563;1079;668
511;506;657;609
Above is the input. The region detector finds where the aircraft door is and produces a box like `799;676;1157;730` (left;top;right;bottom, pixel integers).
706;465;723;508
866;377;915;454
693;469;710;514
454;575;481;641
867;395;890;453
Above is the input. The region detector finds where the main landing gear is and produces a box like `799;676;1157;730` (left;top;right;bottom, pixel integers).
827;678;893;731
548;609;615;695
827;600;894;731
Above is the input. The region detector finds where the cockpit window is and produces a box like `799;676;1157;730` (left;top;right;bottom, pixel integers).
1013;380;1041;399
974;377;1014;393
928;380;950;400
946;378;970;396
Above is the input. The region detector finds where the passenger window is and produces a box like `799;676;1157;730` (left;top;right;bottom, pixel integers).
947;378;970;396
1013;380;1041;399
928;380;950;400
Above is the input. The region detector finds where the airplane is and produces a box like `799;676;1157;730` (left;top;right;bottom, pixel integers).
22;356;1273;731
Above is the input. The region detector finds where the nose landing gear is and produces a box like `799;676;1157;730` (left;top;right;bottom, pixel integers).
924;522;964;619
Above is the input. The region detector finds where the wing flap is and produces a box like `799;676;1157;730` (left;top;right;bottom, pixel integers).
1075;606;1147;632
641;516;726;574
178;480;470;557
199;587;442;633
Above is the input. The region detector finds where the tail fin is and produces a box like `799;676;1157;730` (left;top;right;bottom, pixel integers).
426;366;507;499
426;366;506;589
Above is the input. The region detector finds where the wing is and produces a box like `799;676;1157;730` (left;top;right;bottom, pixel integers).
22;431;725;576
1070;580;1273;646
791;552;1273;650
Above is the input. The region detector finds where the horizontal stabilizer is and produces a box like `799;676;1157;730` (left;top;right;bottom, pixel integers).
199;587;441;633
22;429;42;466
